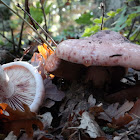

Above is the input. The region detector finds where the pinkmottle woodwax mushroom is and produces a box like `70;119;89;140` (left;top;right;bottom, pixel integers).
45;30;138;87
0;61;45;112
56;30;140;69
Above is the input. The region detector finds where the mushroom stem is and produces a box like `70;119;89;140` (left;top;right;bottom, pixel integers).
0;66;14;98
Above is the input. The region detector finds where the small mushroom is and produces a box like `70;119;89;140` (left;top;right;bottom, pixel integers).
45;30;138;87
0;61;45;112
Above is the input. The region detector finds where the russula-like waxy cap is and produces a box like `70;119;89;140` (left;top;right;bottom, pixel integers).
56;30;140;70
0;61;45;112
45;30;140;87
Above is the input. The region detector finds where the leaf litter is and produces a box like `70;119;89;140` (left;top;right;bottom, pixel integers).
2;46;140;140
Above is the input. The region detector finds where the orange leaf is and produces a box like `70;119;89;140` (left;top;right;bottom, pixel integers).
0;103;8;114
43;43;54;56
0;104;43;137
38;45;48;60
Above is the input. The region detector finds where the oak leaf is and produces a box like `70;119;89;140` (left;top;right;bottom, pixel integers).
0;104;43;138
98;101;134;127
99;101;134;122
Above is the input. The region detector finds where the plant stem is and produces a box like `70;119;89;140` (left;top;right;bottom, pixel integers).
0;0;54;51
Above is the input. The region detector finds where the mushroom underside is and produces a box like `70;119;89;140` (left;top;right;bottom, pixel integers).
0;61;45;112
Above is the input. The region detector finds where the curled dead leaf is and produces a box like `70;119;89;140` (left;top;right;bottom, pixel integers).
0;104;43;138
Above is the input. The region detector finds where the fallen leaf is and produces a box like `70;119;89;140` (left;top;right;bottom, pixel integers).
88;94;96;107
44;79;65;101
4;131;17;140
0;103;8;114
69;112;104;138
99;101;134;122
31;52;46;79
38;45;48;60
105;84;140;103
43;43;54;56
112;114;133;128
39;112;53;129
0;104;43;138
129;99;140;117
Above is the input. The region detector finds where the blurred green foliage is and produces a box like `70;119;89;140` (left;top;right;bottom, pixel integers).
75;12;93;25
75;1;140;44
30;2;52;24
0;0;139;57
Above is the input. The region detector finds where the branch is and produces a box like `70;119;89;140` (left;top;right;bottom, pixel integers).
0;0;54;51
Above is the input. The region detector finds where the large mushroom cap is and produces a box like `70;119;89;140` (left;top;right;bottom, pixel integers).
0;61;45;112
56;30;140;70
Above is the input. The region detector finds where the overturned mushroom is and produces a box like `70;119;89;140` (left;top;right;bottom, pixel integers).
0;61;45;112
45;30;138;87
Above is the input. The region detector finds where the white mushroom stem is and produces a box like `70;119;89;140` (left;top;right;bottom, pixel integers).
0;66;14;98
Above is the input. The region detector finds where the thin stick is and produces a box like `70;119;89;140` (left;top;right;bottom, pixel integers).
40;0;48;39
27;32;42;44
127;18;136;39
17;3;57;47
11;28;16;53
0;32;18;47
100;1;105;30
0;0;54;51
18;13;26;54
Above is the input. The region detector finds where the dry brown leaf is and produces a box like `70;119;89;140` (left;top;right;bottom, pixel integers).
44;79;65;101
99;101;134;122
69;112;104;138
0;104;43;138
112;114;133;128
105;84;140;103
129;99;140;117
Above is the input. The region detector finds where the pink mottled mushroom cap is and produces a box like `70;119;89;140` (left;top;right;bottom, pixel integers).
56;30;140;69
45;30;140;87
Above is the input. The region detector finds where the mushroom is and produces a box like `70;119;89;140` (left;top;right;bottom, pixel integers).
45;30;140;87
0;61;45;112
55;30;140;69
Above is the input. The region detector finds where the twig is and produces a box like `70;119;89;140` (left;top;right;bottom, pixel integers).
100;1;105;30
133;31;140;42
17;13;26;54
0;14;5;35
25;0;37;30
10;28;16;53
0;32;18;47
127;18;136;39
40;0;48;39
27;32;42;44
0;0;54;51
17;3;57;47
